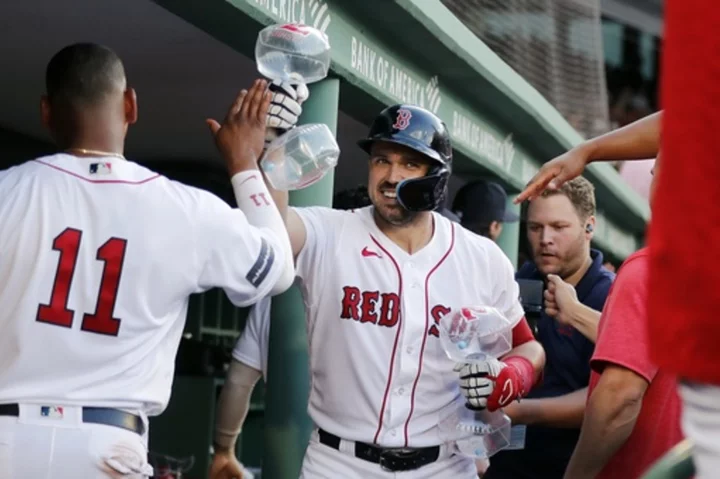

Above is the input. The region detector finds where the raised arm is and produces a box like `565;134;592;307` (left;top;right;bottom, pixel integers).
262;184;308;260
516;111;662;203
258;81;311;261
206;79;295;295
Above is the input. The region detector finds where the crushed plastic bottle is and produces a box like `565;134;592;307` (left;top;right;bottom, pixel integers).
261;123;339;191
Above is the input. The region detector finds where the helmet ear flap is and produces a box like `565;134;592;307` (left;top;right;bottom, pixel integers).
396;167;450;212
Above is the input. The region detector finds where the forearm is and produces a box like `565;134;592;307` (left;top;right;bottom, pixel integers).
231;171;295;294
505;340;545;383
569;303;601;343
261;169;289;223
505;387;587;429
583;111;661;163
214;360;263;453
564;382;643;478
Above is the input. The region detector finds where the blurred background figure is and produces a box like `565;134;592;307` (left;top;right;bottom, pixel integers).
452;179;519;242
618;158;655;200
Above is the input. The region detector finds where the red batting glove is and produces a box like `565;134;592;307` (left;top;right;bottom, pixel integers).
486;356;535;411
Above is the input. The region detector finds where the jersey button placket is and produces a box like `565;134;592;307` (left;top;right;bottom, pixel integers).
391;260;424;444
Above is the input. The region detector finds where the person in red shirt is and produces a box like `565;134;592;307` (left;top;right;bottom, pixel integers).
645;3;720;477
561;155;683;478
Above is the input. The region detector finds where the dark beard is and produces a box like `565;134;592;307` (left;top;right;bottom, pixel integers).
373;203;419;227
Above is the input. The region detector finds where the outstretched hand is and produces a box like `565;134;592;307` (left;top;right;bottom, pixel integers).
207;79;272;176
514;147;591;203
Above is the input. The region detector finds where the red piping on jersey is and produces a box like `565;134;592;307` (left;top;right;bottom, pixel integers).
370;234;403;445
402;222;456;447
35;160;161;185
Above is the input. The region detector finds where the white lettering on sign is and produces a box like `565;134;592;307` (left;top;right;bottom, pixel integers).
452;110;515;172
522;160;539;183
350;36;442;113
252;0;331;33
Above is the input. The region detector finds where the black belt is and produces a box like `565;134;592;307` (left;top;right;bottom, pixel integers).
0;403;144;436
318;428;441;472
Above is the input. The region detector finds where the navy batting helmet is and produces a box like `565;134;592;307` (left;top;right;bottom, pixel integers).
357;104;452;212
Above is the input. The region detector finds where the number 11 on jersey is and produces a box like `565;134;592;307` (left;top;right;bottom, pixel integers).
36;227;128;336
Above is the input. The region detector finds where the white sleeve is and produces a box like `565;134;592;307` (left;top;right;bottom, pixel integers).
232;297;271;379
193;189;285;308
489;244;525;328
293;206;338;282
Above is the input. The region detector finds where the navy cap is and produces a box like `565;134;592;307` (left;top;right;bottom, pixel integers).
452;180;519;226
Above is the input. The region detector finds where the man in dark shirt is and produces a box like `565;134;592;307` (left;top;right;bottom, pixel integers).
484;177;615;478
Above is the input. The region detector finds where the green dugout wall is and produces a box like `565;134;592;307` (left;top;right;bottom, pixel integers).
147;0;651;477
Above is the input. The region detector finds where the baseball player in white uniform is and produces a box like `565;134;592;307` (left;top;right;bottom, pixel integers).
0;43;298;478
212;99;546;477
210;188;373;479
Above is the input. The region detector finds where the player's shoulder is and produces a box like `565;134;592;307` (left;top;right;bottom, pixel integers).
0;156;56;192
0;157;47;179
154;174;231;212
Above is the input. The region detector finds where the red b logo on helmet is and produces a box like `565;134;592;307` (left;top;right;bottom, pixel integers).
392;109;412;130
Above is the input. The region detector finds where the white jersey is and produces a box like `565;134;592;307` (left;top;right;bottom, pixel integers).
0;154;285;416
295;205;524;448
232;296;271;380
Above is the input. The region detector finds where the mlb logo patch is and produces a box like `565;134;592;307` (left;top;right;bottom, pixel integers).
40;406;64;419
89;162;112;175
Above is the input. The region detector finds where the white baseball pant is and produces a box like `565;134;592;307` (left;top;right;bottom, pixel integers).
0;405;152;479
299;429;478;479
679;382;720;479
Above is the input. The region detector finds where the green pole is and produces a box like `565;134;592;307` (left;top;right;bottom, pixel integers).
262;78;340;479
497;198;521;269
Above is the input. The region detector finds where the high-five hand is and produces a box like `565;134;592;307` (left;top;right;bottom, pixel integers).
207;79;272;176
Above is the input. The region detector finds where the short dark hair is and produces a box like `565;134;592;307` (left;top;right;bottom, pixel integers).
45;43;126;106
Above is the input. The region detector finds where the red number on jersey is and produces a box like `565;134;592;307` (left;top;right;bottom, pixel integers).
36;228;82;328
81;238;127;336
36;228;128;336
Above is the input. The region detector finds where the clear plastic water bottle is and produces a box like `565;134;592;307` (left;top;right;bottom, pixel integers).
438;307;513;363
255;23;337;190
436;307;515;459
255;24;331;84
261;123;340;191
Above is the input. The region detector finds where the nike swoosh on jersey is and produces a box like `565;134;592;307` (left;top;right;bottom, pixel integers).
361;246;381;258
